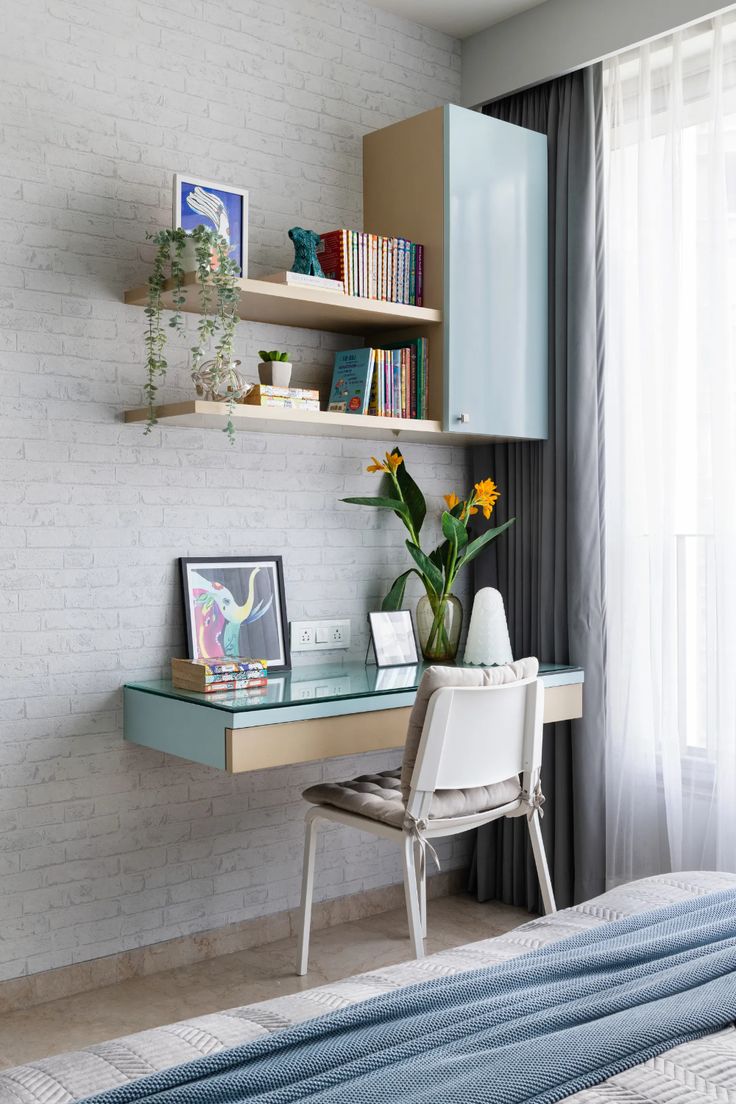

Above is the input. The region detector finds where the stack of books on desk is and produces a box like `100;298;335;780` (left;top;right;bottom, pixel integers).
171;658;268;694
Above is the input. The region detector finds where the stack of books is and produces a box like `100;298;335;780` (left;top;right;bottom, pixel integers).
319;230;424;305
171;658;268;694
258;271;345;294
245;385;320;412
327;338;428;420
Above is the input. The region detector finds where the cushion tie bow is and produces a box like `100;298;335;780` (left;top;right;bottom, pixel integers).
404;815;442;879
522;780;546;819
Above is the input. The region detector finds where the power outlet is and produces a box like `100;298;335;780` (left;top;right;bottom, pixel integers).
295;624;314;648
290;619;351;652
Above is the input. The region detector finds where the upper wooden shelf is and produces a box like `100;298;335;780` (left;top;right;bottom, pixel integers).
123;274;442;335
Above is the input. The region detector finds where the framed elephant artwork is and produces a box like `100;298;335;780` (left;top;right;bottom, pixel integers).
180;556;290;670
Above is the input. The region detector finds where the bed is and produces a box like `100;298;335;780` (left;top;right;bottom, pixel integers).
2;871;736;1104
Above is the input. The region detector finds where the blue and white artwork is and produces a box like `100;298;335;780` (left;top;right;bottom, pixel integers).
173;175;248;276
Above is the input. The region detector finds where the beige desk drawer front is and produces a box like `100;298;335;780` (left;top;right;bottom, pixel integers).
226;707;410;772
225;683;582;773
544;682;582;724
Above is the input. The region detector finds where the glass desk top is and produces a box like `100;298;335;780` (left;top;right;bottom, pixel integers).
126;661;584;715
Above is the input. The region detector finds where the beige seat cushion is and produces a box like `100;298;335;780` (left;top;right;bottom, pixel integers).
303;769;406;828
302;767;521;827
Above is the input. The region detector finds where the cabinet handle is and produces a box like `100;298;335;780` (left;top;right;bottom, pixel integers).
458;413;470;424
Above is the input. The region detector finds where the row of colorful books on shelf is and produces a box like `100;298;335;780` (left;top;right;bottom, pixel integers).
171;657;267;694
328;338;428;420
319;230;424;305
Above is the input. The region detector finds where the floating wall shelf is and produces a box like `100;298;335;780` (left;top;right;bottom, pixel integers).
122;401;494;447
123;274;441;335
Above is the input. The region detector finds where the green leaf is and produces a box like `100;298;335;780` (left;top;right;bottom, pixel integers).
406;541;444;597
441;510;468;550
457;518;516;569
342;496;411;523
390;448;426;536
430;539;455;581
383;475;402;502
381;570;415;611
429;545;446;572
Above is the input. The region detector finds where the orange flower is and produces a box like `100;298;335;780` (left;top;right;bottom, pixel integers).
473;477;501;520
367;451;404;475
443;492;476;520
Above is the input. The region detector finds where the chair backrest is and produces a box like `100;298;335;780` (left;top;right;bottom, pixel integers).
406;676;544;820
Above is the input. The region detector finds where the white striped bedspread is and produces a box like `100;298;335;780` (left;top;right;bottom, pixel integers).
2;871;736;1104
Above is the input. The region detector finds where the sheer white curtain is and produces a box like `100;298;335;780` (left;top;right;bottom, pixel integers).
604;12;736;885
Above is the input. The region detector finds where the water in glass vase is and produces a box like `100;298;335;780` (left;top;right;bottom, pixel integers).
416;593;463;663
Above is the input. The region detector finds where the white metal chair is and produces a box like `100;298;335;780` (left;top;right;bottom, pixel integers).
296;661;555;974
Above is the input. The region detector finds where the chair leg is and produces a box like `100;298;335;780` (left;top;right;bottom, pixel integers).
402;833;425;959
528;810;556;914
413;837;427;937
296;811;319;975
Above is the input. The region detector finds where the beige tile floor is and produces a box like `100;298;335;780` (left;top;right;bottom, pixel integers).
0;894;531;1070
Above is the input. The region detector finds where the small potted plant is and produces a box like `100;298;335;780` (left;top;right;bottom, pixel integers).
143;225;241;441
258;350;292;388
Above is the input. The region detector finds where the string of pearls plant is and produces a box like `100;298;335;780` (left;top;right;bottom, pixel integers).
144;225;241;442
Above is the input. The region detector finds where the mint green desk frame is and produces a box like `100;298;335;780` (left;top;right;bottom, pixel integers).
124;662;584;774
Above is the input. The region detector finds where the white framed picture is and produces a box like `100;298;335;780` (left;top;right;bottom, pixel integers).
368;610;419;668
173;174;249;277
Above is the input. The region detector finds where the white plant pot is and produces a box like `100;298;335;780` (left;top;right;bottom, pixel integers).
258;361;292;387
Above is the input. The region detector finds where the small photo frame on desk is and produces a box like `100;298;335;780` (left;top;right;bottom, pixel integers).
180;556;290;671
368;610;419;668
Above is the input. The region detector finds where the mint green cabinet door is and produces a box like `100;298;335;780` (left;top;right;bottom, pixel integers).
444;106;548;440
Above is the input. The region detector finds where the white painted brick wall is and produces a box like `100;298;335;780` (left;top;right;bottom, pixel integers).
0;0;470;979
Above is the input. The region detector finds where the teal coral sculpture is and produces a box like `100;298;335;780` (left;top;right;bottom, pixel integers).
289;226;324;277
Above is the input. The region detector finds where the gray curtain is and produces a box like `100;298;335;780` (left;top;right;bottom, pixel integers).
468;64;606;911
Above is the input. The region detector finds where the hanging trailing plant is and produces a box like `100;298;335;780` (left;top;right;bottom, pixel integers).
143;225;241;442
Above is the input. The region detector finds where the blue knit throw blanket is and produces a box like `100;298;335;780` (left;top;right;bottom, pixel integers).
82;889;736;1104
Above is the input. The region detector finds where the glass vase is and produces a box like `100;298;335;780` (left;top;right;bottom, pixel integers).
416;593;463;663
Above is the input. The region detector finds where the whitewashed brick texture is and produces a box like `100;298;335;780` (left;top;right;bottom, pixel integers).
0;0;470;979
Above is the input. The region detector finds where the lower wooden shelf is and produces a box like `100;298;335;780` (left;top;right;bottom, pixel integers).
123;400;488;445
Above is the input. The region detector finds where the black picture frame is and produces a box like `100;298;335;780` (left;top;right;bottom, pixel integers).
367;609;419;668
179;556;290;671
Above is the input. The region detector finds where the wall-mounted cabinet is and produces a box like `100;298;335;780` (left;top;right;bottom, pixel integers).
363;104;548;440
124;105;547;444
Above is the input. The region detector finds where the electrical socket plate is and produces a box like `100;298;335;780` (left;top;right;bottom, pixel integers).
290;619;351;652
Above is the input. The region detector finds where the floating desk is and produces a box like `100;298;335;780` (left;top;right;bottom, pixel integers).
124;661;584;774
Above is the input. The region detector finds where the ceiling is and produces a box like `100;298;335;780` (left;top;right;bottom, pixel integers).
369;0;550;39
